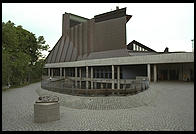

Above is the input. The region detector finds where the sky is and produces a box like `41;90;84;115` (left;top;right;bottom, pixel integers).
2;3;194;57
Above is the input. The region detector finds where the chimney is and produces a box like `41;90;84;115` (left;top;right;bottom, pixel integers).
116;6;119;10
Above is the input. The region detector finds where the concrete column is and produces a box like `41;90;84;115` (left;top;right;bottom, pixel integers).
86;66;88;89
94;82;97;89
147;64;150;82
112;65;115;89
107;83;110;89
60;68;62;78
79;68;82;89
91;67;93;89
48;68;50;77
101;83;103;89
117;66;120;89
123;84;126;90
75;67;77;88
154;64;157;82
64;68;66;78
51;68;53;77
180;64;183;80
94;68;96;78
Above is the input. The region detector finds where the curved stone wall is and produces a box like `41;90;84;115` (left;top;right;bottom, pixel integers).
41;78;149;96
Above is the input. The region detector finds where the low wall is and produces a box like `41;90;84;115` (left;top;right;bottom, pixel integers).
41;76;149;96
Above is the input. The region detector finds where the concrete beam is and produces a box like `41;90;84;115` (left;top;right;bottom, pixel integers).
45;53;194;68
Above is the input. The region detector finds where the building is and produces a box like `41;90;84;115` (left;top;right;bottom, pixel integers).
42;7;194;95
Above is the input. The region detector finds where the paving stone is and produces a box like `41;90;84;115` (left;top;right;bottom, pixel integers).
2;82;194;131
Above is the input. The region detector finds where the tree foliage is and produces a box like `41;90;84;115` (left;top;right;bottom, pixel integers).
2;20;49;87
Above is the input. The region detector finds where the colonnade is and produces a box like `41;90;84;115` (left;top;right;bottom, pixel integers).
47;64;156;89
47;65;122;89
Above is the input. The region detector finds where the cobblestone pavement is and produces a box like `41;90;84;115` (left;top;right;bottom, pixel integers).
2;81;194;131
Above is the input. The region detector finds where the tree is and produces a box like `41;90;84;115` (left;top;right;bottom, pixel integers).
2;20;49;87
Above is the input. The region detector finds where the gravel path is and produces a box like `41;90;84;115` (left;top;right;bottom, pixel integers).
2;81;194;131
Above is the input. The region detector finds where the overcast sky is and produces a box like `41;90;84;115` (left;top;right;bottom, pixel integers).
2;3;194;57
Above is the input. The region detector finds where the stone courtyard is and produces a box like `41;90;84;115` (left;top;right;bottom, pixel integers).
2;81;194;131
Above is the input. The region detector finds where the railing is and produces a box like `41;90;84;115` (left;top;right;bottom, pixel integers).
41;75;149;96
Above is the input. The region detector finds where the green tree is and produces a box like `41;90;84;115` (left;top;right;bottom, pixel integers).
2;20;49;88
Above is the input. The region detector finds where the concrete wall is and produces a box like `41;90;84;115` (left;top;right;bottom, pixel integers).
94;16;126;52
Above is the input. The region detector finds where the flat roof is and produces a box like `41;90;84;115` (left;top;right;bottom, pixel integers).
69;13;89;22
94;8;132;23
44;52;194;68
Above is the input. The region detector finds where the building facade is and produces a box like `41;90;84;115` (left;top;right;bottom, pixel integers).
42;7;194;95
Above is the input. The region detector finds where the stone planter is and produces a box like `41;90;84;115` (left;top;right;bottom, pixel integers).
34;102;60;123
